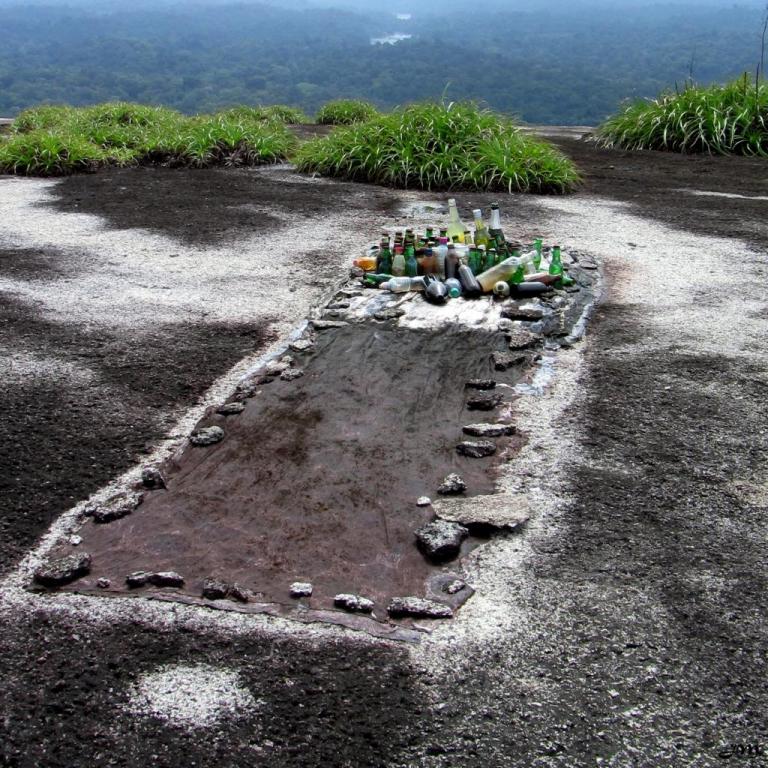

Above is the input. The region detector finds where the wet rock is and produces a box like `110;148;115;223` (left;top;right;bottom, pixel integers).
334;593;374;613
311;320;348;330
466;393;504;411
280;368;304;382
443;579;467;595
415;520;469;562
141;467;166;489
465;379;496;390
506;329;539;350
417;496;432;507
202;578;230;600
290;582;313;598
501;303;545;321
216;402;246;416
388;597;453;620
126;571;152;588
373;307;406;321
97;578;111;589
462;423;516;438
33;552;92;587
92;492;143;524
148;571;185;588
438;474;466;495
457;440;497;458
229;583;253;603
290;338;314;353
190;426;224;447
265;359;291;376
492;351;529;371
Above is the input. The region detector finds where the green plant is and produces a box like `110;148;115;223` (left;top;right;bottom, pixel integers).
596;76;768;156
0;130;105;175
11;105;76;133
214;104;308;124
296;101;579;193
316;99;379;125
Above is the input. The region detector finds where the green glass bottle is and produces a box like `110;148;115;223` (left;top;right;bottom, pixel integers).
533;238;543;270
377;240;392;274
549;245;563;277
509;263;526;285
489;203;506;248
468;246;481;275
485;248;497;271
404;244;418;277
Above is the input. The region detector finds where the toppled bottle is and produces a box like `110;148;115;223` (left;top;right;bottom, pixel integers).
423;274;449;304
445;278;462;298
458;264;482;297
380;276;426;293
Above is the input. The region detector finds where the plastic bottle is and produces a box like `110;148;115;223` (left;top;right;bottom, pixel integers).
447;199;466;243
380;276;426;293
458;264;483;297
391;246;406;277
423;274;449;304
475;253;534;293
445;278;462;298
511;281;549;297
435;237;449;279
445;244;461;279
493;281;511;298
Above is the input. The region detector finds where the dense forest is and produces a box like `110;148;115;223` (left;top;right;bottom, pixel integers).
0;1;765;124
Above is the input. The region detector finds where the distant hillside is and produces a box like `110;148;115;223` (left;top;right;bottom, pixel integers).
0;1;765;124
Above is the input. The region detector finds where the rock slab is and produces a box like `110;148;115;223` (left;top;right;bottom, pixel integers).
463;423;516;438
334;593;374;613
190;426;224;447
34;552;92;587
438;474;466;495
456;440;497;458
491;351;528;372
202;578;230;600
92;492;143;524
388;597;453;619
466;393;504;411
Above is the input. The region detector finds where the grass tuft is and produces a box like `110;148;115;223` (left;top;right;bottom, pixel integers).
297;101;579;193
0;101;295;175
596;75;768;156
316;99;379;125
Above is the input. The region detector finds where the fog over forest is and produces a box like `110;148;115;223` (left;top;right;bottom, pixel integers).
0;0;766;123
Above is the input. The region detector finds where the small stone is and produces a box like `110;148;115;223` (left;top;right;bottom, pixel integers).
265;359;290;376
506;329;539;350
443;579;467;595
323;309;346;319
229;583;253;603
148;571;185;588
141;467;166;489
311;320;348;330
69;535;82;546
438;474;466;495
280;368;304;382
289;338;314;353
334;593;374;613
467;393;504;411
491;351;528;371
290;582;313;598
233;384;258;401
326;301;350;310
457;440;497;458
190;426;224;447
416;496;432;507
415;520;469;562
280;355;295;365
216;402;246;416
462;423;516;438
92;492;143;524
126;571;152;588
500;303;545;321
33;552;92;587
465;379;496;390
374;307;406;321
97;577;111;589
202;578;230;600
388;597;453;620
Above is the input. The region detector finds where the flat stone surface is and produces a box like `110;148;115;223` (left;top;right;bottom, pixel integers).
433;494;532;530
500;303;545;321
33;552;92;587
456;440;497;458
387;596;453;619
462;423;516;438
92;493;143;524
147;571;185;588
466;392;504;411
465;379;496;390
216;402;246;416
289;338;314;353
310;319;348;329
189;426;224;447
415;520;469;562
492;351;529;372
506;329;539;350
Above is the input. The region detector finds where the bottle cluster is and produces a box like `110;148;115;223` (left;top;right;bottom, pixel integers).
354;199;574;303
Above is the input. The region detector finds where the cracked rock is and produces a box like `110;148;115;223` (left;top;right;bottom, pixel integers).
457;440;497;458
467;393;504;411
334;593;374;613
148;572;185;588
416;520;469;562
290;582;313;598
190;426;224;447
388;597;453;619
229;583;253;603
506;329;539;350
141;467;166;489
33;552;92;587
92;492;143;524
500;303;545;321
311;320;348;330
217;402;246;416
202;578;230;600
290;338;315;353
374;307;406;321
465;379;496;390
492;351;529;371
463;423;516;438
438;474;466;495
280;368;305;382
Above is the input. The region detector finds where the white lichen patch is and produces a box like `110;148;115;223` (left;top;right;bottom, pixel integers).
126;664;258;729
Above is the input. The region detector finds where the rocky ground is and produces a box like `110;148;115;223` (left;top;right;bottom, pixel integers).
0;134;767;767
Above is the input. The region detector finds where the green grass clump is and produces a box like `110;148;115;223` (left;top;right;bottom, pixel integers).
297;101;579;193
0;101;295;176
316;99;379;125
214;104;308;124
596;75;768;156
